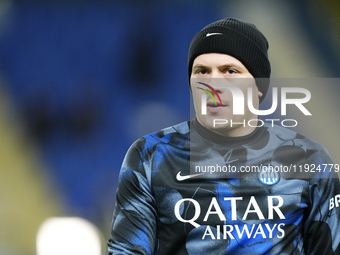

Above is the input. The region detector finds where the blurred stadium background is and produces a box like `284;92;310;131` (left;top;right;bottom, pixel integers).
0;0;339;254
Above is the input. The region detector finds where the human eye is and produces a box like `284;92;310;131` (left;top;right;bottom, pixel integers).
195;68;209;75
224;69;237;75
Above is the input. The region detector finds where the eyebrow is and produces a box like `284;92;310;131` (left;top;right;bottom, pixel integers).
192;64;209;69
192;64;243;69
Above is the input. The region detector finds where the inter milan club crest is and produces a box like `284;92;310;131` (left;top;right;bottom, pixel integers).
258;166;280;185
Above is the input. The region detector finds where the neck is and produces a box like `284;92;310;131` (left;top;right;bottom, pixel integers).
207;123;257;137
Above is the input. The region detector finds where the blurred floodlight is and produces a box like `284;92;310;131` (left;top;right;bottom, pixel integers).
36;217;101;255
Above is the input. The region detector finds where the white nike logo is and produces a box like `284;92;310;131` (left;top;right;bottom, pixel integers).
206;32;223;37
176;171;205;181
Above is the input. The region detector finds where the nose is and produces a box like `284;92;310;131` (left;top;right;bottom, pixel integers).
196;81;223;107
208;70;225;94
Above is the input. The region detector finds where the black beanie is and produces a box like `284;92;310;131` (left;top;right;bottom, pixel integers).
188;18;271;102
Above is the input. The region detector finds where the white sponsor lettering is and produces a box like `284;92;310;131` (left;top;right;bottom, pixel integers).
329;194;340;210
174;198;201;228
203;198;226;222
242;196;265;220
201;224;286;240
174;196;285;228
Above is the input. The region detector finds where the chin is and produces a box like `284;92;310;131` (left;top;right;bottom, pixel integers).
200;117;229;131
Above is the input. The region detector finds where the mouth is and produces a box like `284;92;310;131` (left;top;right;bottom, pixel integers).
206;101;226;113
207;101;226;107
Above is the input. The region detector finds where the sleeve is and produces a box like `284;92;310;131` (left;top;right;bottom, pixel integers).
303;150;340;255
107;139;158;255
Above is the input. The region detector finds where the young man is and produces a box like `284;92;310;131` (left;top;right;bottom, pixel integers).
108;18;340;255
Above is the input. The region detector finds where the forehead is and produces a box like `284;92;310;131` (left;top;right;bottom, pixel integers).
192;53;245;68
